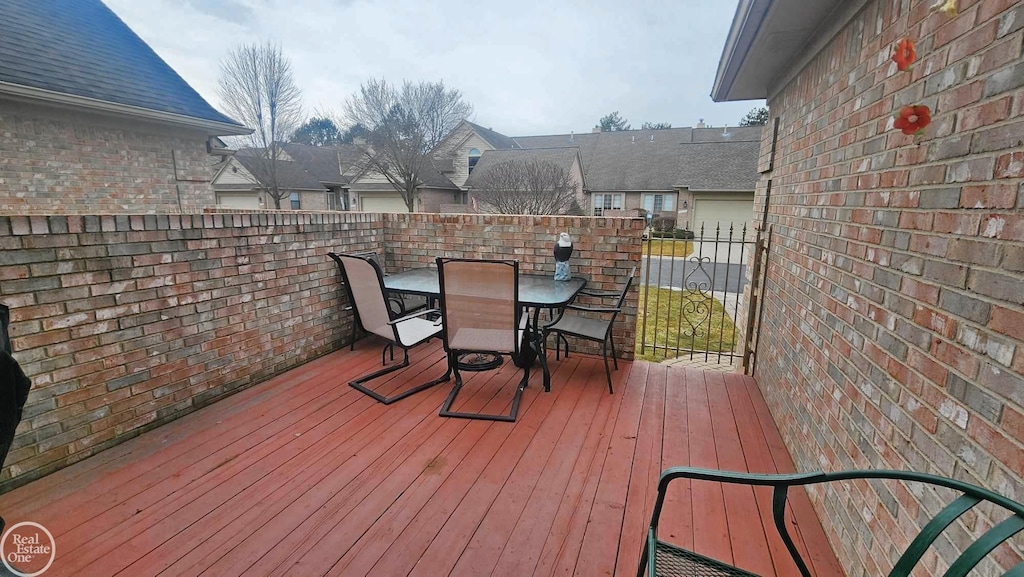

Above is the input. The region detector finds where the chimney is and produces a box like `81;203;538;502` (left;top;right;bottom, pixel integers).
592;126;602;133
696;118;706;128
569;131;574;143
650;134;654;142
631;135;635;143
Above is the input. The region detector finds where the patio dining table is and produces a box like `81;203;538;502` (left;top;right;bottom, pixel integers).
383;267;586;392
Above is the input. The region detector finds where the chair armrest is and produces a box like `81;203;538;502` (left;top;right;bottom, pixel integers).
578;288;620;298
564;304;621;314
388;308;441;326
657;467;827;491
649;467;826;577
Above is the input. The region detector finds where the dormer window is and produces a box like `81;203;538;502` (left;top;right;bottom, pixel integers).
468;148;481;173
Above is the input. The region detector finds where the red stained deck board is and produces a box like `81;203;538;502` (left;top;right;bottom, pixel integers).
0;342;843;577
686;370;734;566
705;370;776;575
362;359;588;577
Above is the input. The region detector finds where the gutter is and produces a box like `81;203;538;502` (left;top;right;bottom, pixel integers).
711;0;773;102
0;81;252;136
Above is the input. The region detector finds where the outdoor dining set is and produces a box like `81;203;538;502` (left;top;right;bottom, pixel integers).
327;252;635;422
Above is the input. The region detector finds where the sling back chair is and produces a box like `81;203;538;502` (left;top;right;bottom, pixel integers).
639;467;1024;577
541;266;636;394
331;253;450;404
435;257;529;422
330;251;427;351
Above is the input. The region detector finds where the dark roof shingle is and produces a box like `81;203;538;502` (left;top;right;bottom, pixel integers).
463;148;580;188
464;121;519;150
674;141;762;190
0;0;243;129
280;143;364;185
233;153;324;191
511;126;762;191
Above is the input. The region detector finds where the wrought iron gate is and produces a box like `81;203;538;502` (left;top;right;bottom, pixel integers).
636;222;754;366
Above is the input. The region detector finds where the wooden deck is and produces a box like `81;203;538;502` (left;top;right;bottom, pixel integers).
0;340;843;576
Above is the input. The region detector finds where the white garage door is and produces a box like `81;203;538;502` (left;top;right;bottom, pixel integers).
691;196;754;231
216;193;260;209
360;195;408;212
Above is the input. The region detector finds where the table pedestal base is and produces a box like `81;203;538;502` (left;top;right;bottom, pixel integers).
457;352;503;371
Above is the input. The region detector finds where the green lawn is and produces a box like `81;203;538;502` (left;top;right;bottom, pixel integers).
642;239;694;258
634;286;738;362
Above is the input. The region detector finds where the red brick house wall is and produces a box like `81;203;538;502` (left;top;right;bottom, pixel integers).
0;211;643;489
754;0;1023;574
0;101;216;214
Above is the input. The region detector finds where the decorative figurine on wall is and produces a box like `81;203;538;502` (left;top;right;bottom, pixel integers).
553;232;574;281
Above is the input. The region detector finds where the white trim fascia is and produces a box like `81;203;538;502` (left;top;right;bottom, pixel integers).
0;81;252;136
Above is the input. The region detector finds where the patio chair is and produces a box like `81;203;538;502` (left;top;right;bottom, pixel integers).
435;257;529;422
638;467;1024;577
541;266;636;394
330;252;427;351
331;253;451;404
356;251;429;317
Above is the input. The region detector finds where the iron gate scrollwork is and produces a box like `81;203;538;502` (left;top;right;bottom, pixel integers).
637;222;753;367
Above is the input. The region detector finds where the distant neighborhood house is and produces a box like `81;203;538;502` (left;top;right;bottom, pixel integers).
0;0;760;228
219;120;763;229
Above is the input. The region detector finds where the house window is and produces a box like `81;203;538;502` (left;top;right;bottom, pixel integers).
592;193;622;216
468;148;481;173
326;190;347;211
643;193;675;213
290;192;300;210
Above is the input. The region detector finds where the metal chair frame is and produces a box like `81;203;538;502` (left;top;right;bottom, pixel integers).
330;252;450;405
542;266;636;394
435;257;529;422
639;467;1024;577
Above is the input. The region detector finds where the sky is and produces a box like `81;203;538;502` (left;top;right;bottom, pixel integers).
104;0;765;137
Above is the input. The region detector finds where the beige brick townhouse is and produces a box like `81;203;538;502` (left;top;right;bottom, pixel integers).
0;0;250;215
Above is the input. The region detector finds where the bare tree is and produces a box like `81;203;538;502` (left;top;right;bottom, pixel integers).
472;159;580;215
344;79;472;212
218;42;303;208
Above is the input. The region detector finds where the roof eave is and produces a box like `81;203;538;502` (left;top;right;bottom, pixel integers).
711;0;771;102
0;81;252;136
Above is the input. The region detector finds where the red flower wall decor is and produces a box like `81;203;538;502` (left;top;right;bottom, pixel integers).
894;105;932;135
892;38;916;71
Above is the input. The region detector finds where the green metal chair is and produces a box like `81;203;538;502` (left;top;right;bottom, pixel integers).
639;468;1024;577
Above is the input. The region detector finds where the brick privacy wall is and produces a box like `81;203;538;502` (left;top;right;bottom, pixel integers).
0;211;388;490
755;0;1023;575
384;213;644;360
0;210;644;488
0;100;216;214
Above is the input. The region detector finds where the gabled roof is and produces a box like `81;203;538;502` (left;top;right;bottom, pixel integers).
417;161;461;189
463;148;582;189
0;0;247;135
280;143;364;185
464;121;520;150
511;126;762;191
674;141;762;191
344;153;460;191
232;152;325;191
